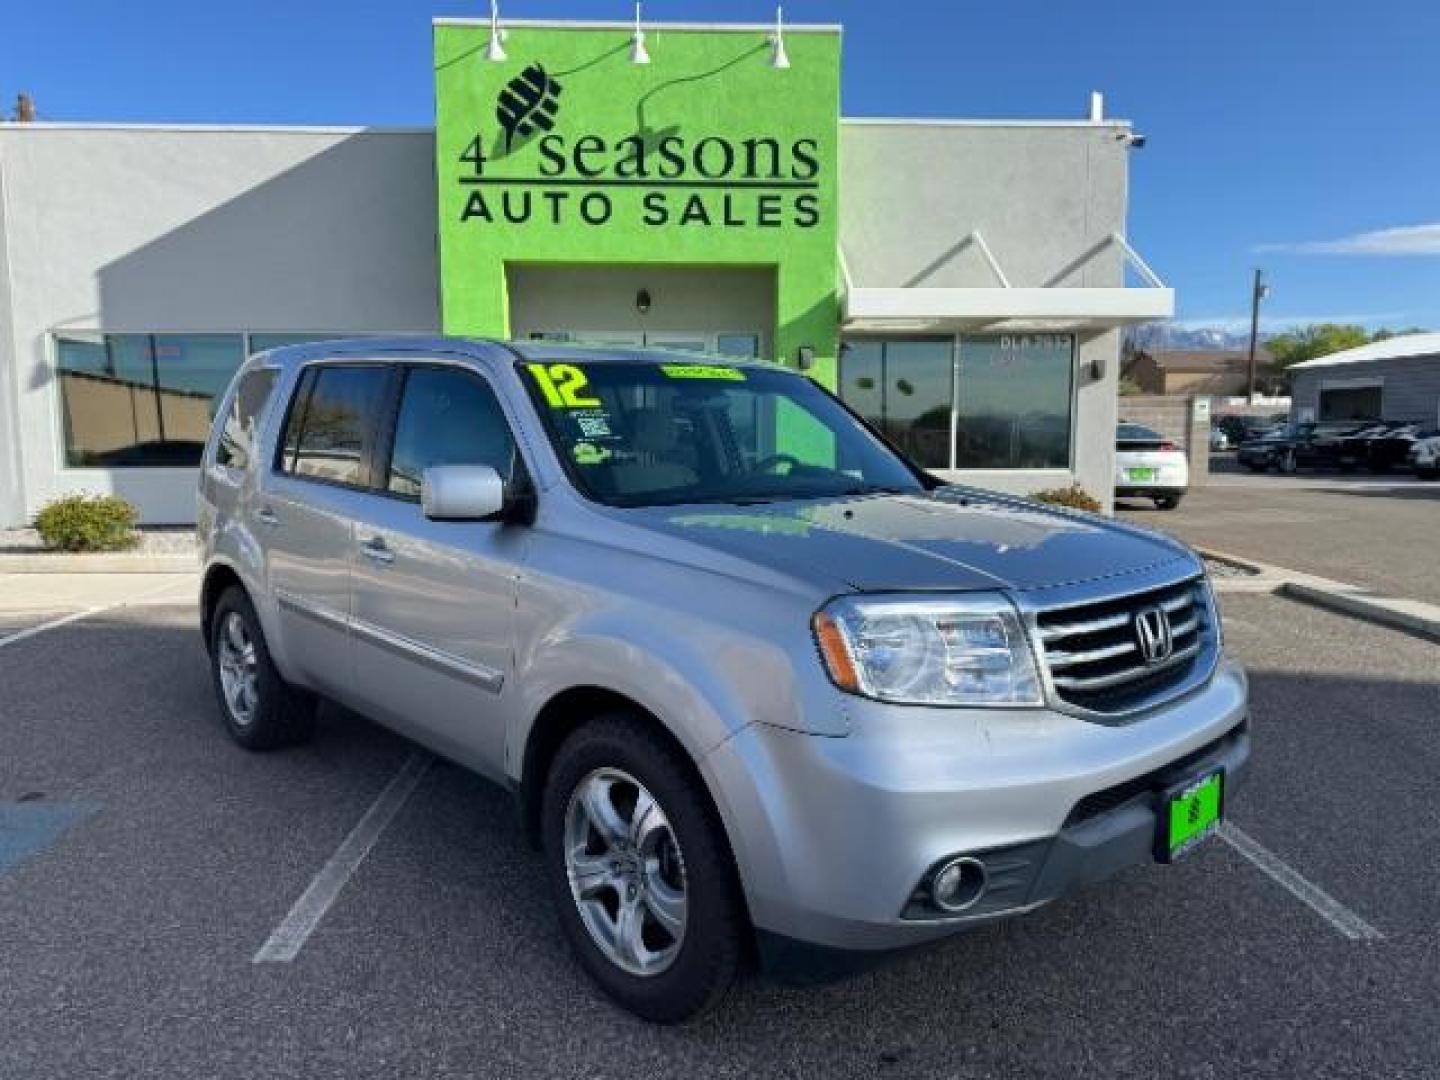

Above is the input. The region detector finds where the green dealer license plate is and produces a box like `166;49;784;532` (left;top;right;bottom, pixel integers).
1157;770;1224;862
1127;467;1157;482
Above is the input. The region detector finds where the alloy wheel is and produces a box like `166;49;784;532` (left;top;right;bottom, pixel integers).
217;612;260;727
563;767;688;977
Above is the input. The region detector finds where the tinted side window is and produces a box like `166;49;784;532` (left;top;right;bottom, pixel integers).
285;366;389;488
216;368;278;470
387;367;517;499
279;367;319;472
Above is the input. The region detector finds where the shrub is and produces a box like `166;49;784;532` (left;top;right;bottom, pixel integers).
33;494;139;552
1029;483;1104;513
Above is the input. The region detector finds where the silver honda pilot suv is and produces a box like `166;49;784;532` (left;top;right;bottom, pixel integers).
198;338;1249;1022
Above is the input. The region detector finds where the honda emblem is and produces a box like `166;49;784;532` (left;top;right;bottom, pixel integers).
1133;606;1174;665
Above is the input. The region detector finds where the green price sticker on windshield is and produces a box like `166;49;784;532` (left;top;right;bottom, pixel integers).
528;363;601;408
660;364;746;382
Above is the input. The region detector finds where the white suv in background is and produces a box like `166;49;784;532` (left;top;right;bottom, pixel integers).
1410;430;1440;480
1115;423;1190;510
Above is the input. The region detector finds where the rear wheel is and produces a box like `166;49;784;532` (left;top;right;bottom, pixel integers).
1153;494;1183;510
541;715;746;1023
208;587;316;750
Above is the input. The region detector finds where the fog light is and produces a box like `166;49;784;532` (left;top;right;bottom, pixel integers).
931;857;987;913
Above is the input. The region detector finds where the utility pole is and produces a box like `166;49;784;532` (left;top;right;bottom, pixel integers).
13;93;36;122
1246;268;1268;403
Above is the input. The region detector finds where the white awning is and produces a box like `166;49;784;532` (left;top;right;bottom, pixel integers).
841;232;1175;334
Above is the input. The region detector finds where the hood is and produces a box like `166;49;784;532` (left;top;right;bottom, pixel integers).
621;488;1195;594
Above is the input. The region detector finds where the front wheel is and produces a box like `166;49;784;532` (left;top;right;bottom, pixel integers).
542;715;747;1023
209;587;316;750
1154;494;1183;510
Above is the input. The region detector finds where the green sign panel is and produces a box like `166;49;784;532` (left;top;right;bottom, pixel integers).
434;22;842;383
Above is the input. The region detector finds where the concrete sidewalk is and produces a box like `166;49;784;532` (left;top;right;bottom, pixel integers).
0;573;197;639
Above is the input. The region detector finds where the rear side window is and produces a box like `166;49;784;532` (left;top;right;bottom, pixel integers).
278;365;389;488
215;368;277;470
386;367;517;498
1117;424;1163;442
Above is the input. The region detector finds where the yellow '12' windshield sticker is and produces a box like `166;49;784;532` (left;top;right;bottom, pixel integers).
527;363;601;408
659;364;746;381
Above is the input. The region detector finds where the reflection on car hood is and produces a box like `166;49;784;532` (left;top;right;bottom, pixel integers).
623;488;1196;593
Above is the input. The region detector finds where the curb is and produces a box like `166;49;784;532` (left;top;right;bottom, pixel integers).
1280;581;1440;645
0;553;198;575
1198;546;1440;643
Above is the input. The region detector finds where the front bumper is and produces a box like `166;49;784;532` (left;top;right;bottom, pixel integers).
701;659;1249;953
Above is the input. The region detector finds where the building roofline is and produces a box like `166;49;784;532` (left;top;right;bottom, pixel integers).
843;116;1134;130
2;116;1134;135
1288;332;1440;370
432;17;843;33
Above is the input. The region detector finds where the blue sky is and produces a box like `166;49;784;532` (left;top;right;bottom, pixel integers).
5;0;1439;332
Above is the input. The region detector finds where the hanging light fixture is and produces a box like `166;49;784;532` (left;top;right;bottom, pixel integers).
769;4;790;69
629;2;651;65
485;0;508;62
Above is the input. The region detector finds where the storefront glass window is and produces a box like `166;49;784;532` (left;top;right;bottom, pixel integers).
955;334;1074;469
838;339;952;469
248;333;346;354
55;333;246;467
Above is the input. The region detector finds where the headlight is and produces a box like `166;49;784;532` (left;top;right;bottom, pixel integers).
812;594;1042;707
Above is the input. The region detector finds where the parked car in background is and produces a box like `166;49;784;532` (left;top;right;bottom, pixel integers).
1236;421;1368;474
1336;422;1427;473
1407;431;1440;479
1115;422;1189;509
1215;414;1283;448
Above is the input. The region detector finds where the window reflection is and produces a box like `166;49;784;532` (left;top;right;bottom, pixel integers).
839;339;952;469
55;333;245;467
955;335;1074;469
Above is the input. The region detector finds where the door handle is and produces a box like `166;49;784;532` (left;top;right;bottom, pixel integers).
255;506;282;528
359;536;395;565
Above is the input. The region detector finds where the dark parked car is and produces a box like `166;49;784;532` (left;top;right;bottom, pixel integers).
1335;422;1426;473
1216;414;1283;447
1236;421;1368;474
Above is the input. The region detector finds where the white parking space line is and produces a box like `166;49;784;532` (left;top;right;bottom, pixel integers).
1221;823;1384;941
0;579;194;649
254;752;432;963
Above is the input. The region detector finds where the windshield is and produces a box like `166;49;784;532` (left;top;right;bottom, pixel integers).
519;359;928;508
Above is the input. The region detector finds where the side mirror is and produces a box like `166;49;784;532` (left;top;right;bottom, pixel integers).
421;464;505;522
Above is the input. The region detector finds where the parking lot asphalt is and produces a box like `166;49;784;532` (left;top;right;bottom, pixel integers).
1;589;1437;1079
1117;463;1440;604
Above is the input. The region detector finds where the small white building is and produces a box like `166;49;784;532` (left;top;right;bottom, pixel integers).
1288;333;1440;426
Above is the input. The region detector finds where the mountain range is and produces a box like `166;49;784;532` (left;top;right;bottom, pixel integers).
1124;323;1271;353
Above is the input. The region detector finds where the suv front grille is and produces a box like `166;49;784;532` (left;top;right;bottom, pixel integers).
1033;576;1214;717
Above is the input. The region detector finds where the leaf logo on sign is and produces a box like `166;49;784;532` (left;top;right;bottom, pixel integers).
496;64;563;153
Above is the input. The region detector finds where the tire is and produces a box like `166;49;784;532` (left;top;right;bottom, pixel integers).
1244;462;1268;474
208;586;316;750
541;714;747;1023
1153;494;1183;510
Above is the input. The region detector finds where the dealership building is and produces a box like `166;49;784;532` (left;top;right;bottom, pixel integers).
0;17;1172;526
